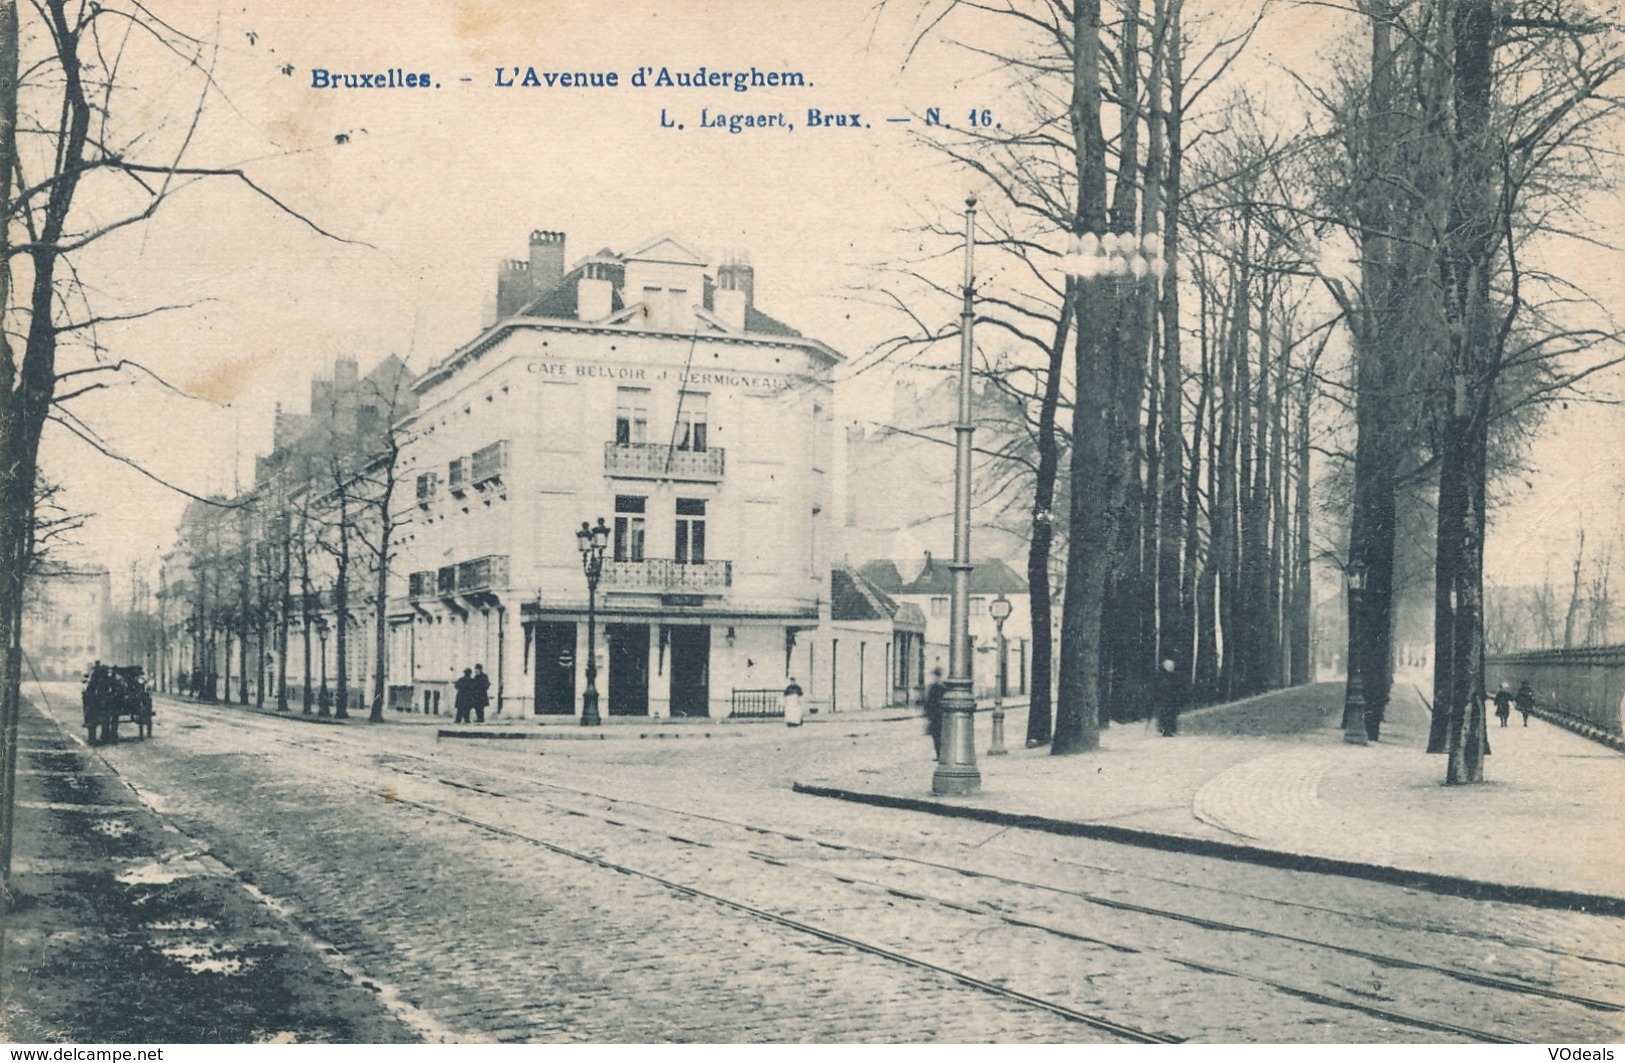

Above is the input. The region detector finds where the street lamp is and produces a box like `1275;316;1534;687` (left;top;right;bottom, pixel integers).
1342;561;1368;746
315;616;331;718
576;517;611;727
1059;229;1172;283
987;594;1012;756
934;196;984;797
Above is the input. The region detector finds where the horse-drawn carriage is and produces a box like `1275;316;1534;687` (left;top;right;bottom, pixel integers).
82;663;154;744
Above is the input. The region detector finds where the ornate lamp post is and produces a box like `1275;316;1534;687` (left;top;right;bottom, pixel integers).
933;196;983;797
315;616;331;718
987;593;1012;756
1342;561;1369;746
576;518;610;727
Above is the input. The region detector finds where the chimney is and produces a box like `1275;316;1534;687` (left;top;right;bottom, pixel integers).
717;259;754;325
528;230;567;293
496;258;531;319
714;287;746;331
577;260;614;322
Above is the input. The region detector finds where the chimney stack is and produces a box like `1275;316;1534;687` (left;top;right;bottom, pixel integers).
494;229;568;322
529;230;567;292
577;260;615;321
715;258;754;332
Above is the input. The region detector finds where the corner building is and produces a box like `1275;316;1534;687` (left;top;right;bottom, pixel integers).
396;232;838;719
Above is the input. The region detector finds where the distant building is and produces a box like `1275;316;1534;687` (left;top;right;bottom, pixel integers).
843;377;1031;567
859;553;1031;699
22;566;110;679
394;230;841;718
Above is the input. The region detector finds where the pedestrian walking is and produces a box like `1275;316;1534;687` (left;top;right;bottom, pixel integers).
453;668;473;724
471;664;490;723
782;677;805;727
1155;658;1183;737
1493;683;1513;728
924;668;946;759
1515;680;1536;726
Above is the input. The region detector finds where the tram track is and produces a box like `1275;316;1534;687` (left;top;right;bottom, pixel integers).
98;694;1625;1042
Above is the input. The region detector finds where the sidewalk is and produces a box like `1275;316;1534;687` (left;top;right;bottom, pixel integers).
0;695;419;1043
159;691;923;734
795;681;1625;915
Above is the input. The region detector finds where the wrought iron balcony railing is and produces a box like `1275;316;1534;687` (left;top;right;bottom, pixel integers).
603;441;725;481
601;557;731;593
457;555;509;593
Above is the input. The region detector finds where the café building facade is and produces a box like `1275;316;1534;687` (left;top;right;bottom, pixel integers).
391;231;841;719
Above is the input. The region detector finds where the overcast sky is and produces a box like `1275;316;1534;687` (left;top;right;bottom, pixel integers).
33;1;1624;602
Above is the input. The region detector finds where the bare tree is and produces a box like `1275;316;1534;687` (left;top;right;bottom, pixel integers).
0;1;344;887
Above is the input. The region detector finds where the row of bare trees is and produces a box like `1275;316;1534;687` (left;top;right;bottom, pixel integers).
161;361;414;722
0;0;346;890
875;0;1622;774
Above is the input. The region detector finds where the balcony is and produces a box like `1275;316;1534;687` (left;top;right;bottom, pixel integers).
471;440;509;487
603;441;725;481
602;557;732;594
415;472;438;508
448;457;469;497
456;554;509;594
408;570;435;599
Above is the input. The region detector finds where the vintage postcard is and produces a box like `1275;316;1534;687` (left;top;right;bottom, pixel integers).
2;0;1622;1050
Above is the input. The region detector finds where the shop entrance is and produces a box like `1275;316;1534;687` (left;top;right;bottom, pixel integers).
607;623;649;716
533;622;576;715
668;626;711;717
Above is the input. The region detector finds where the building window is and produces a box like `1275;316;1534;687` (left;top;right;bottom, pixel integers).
675;498;706;564
971;596;986;616
615;387;649;445
676;392;708;452
614;495;646;562
931;597;948;618
640;288;688;330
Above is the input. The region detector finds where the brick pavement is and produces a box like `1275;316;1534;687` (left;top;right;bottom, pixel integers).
797;680;1625;908
14;680;1625;1042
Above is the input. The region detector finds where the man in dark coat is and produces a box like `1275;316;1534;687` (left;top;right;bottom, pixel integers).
1515;680;1536;726
472;664;490;723
1493;683;1513;727
453;668;473;724
924;668;946;759
1155;658;1184;736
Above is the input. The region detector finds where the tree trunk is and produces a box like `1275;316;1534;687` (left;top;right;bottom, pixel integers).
1053;0;1110;756
1024;291;1074;747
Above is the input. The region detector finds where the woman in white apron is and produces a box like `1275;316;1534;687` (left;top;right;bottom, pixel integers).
783;678;805;727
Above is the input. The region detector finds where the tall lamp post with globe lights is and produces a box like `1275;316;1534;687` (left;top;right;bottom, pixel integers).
932;196;984;797
575;518;610;727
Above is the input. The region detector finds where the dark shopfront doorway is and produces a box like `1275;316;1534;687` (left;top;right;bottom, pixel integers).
534;621;576;715
607;623;650;716
668;625;710;717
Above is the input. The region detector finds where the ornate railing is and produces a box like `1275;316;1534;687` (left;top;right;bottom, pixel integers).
730;688;784;718
601;557;731;592
603;441;725;480
1487;646;1625;737
457;555;509;593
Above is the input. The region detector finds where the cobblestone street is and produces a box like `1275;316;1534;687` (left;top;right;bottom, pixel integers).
9;683;1625;1044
